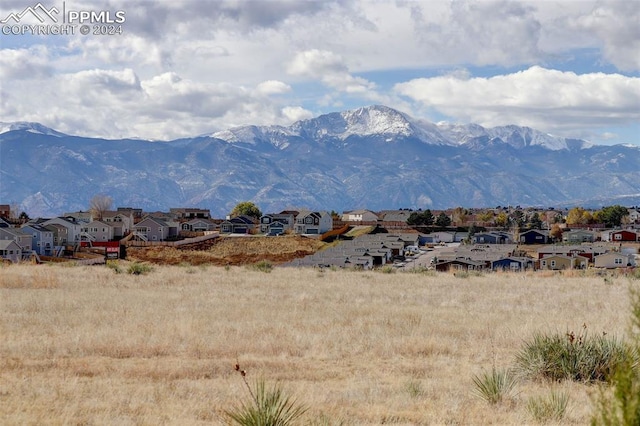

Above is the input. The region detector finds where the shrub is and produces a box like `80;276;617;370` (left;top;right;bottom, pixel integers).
225;365;307;426
527;389;569;423
127;262;153;275
106;260;122;274
380;265;395;274
471;367;517;404
249;260;273;273
515;327;635;383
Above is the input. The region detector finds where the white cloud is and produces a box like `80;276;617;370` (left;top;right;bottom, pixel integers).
281;106;313;122
394;66;640;135
1;0;638;144
255;80;291;96
0;46;53;79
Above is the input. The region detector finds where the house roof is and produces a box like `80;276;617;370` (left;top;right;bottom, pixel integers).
0;240;21;250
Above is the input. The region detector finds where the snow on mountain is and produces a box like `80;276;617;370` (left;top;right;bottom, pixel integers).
1;105;638;217
0;121;66;137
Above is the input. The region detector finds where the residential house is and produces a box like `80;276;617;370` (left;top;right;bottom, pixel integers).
519;229;549;244
44;223;68;247
101;210;134;238
80;220;114;243
117;207;143;220
181;218;217;232
260;212;295;235
472;232;512;244
63;211;93;223
562;229;596;243
594;252;636;269
539;254;589;270
607;229;638;242
537;245;609;263
133;216;174;241
628;208;640;223
20;224;54;255
491;257;535;272
41;217;83;244
0;240;22;262
425;231;456;244
170;208;211;220
434;258;486;272
379;210;412;224
0;227;33;255
294;211;332;235
341;209;379;222
220;215;256;234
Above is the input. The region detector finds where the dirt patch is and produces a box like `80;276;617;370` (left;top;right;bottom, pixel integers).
126;235;326;266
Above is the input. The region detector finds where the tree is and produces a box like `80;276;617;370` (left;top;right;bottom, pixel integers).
549;224;563;242
231;201;262;220
495;212;509;228
477;210;494;224
566;207;587;225
528;212;543;230
89;194;113;220
597;205;629;228
452;207;468;226
435;212;451;227
407;209;434;226
18;211;29;224
511;209;525;228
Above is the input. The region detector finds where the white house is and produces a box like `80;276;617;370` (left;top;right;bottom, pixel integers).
294;211;332;235
341;209;379;222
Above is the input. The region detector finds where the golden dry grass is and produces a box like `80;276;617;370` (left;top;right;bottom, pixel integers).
0;263;636;425
127;235;326;266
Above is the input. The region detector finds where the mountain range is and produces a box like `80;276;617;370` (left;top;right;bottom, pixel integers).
1;105;639;218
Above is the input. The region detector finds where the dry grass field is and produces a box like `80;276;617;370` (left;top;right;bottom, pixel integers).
1;263;637;425
126;235;327;266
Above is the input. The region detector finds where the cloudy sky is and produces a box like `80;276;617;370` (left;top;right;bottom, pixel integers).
1;0;639;145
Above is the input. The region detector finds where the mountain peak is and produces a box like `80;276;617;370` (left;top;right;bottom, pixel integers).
0;121;66;137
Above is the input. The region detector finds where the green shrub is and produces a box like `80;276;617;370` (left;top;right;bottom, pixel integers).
127;262;153;275
515;328;634;383
527;389;569;423
405;379;424;398
225;378;307;425
249;260;273;273
106;260;122;274
471;367;517;404
380;265;395;274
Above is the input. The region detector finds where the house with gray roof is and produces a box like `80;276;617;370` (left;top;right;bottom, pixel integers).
20;224;54;255
0;240;22;262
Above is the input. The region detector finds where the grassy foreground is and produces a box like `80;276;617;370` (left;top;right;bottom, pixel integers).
0;264;636;424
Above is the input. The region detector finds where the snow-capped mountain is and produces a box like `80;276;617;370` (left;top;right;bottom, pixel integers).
1;105;638;217
0;122;67;137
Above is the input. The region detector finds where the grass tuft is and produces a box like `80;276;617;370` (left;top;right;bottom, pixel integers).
471;367;517;404
127;262;153;275
527;389;569;422
248;260;273;273
515;327;635;383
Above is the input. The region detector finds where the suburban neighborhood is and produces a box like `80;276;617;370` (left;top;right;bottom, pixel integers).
0;202;638;272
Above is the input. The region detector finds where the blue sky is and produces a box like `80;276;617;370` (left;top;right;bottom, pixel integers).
1;0;638;146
